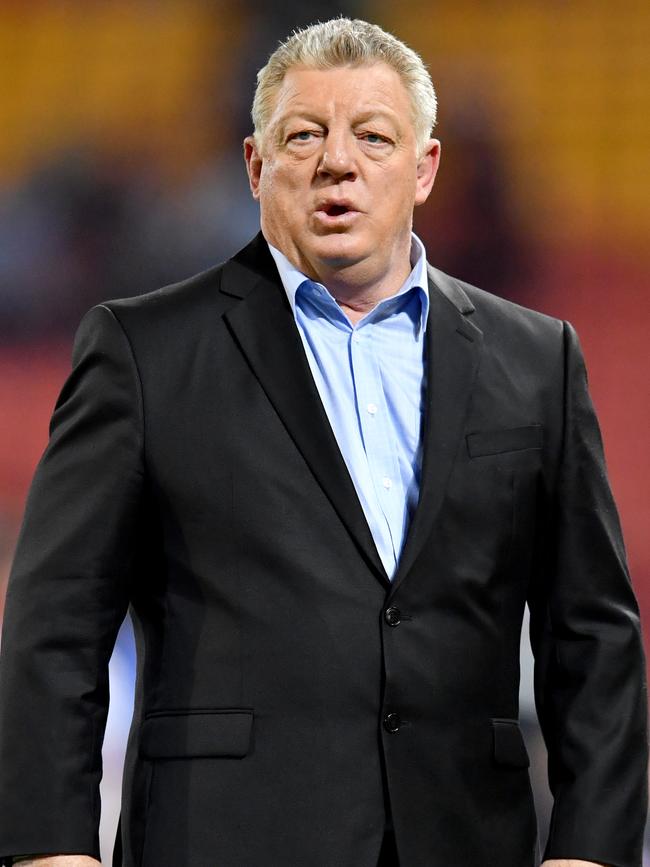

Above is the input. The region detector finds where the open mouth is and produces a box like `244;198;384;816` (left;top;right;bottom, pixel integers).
316;202;358;219
324;204;350;216
313;201;360;228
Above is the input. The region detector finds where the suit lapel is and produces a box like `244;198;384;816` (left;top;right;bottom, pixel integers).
221;234;390;587
221;236;482;595
388;265;483;597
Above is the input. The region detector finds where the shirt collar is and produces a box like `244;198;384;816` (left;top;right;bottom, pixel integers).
267;232;430;333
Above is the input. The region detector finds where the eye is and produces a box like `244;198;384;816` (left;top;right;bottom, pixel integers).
288;130;317;143
358;131;392;147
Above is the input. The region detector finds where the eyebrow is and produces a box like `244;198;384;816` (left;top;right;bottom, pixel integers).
276;108;401;135
353;110;401;126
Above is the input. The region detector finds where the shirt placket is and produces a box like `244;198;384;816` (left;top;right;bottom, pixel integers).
349;321;405;570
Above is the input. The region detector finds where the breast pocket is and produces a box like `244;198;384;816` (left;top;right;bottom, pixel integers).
444;424;544;585
437;426;543;588
466;424;543;459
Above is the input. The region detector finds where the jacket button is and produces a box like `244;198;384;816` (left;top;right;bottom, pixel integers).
384;606;401;627
383;712;402;733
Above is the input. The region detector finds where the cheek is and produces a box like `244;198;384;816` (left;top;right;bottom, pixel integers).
258;165;307;237
260;161;304;202
372;174;415;222
388;174;418;218
258;165;276;202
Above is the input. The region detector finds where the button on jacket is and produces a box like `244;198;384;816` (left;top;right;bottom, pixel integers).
0;233;646;867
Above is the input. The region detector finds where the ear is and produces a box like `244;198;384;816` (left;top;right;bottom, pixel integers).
244;135;264;200
414;138;441;206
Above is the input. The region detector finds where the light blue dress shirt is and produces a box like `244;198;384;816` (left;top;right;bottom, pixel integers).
268;235;429;580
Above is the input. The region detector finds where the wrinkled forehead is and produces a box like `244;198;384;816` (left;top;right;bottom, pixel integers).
267;61;414;128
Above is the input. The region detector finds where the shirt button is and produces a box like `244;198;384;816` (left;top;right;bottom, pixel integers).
382;477;392;489
383;712;402;733
384;607;401;627
367;403;378;415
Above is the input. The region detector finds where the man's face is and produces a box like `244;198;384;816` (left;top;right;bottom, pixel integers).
244;63;440;287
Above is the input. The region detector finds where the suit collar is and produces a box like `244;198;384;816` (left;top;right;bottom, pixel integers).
426;262;475;315
220;232;475;315
219;231;277;300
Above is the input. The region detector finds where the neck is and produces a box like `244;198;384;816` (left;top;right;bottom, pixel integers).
273;236;415;325
323;265;412;324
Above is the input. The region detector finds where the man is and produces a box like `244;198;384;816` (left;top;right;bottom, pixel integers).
0;17;646;867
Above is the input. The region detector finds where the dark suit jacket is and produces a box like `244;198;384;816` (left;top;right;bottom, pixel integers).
0;233;646;867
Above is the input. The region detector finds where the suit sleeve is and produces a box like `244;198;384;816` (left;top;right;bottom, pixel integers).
0;304;144;861
529;321;648;867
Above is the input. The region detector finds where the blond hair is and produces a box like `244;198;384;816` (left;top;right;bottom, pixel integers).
252;18;437;155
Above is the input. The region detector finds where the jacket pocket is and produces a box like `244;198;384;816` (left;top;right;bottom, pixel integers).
140;708;254;759
491;718;530;768
467;424;543;458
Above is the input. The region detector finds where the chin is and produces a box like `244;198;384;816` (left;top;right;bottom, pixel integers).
309;234;367;268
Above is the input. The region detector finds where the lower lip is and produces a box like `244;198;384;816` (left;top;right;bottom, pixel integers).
313;210;360;227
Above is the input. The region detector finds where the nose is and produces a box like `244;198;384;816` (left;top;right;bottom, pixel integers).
316;130;357;181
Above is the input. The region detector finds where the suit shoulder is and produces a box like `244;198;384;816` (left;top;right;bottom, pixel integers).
97;260;231;325
442;270;564;344
95;232;274;326
429;265;567;376
468;279;560;327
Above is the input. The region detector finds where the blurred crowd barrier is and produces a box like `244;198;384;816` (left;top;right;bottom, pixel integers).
0;0;648;860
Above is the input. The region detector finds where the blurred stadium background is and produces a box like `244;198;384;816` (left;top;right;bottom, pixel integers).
0;0;648;861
